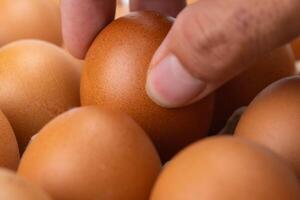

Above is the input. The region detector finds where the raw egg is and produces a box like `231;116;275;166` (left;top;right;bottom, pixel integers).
0;40;80;153
0;0;62;46
0;168;51;200
151;136;300;200
81;11;214;162
18;106;161;200
0;110;19;170
235;76;300;178
210;45;296;133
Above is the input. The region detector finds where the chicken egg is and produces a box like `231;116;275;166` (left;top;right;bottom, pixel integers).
0;40;81;153
151;136;300;200
81;11;214;162
0;0;62;46
211;45;296;133
235;76;300;178
18;106;161;200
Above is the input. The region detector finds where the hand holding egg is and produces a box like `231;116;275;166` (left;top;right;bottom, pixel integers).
0;1;298;200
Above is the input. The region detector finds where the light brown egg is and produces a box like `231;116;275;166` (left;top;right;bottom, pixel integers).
0;110;19;170
292;38;300;60
81;11;214;162
52;0;60;5
235;76;300;178
0;0;62;46
18;106;161;200
151;136;300;200
210;46;295;133
0;40;80;153
0;168;51;200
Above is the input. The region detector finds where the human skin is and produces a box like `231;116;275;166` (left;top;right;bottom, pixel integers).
61;0;300;108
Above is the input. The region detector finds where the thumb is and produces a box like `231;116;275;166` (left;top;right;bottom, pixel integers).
146;0;300;108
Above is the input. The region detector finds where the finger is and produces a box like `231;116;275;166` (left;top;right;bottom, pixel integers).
130;0;186;17
146;0;300;108
61;0;116;59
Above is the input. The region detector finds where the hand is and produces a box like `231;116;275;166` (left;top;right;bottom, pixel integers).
61;0;186;58
146;0;300;108
61;0;300;108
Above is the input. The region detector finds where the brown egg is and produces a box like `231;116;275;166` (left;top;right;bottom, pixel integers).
0;40;80;153
292;38;300;60
52;0;60;5
18;106;161;200
0;110;19;170
151;136;300;200
235;76;300;178
81;11;214;162
0;0;62;46
0;168;51;200
210;45;296;133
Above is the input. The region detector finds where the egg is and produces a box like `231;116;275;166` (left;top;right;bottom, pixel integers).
210;45;296;133
235;76;300;178
0;40;80;153
0;0;62;46
151;136;300;200
18;106;161;200
81;11;214;162
52;0;60;5
0;168;51;200
0;110;19;170
292;38;300;60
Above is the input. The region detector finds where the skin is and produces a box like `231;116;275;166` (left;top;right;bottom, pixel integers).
61;0;300;108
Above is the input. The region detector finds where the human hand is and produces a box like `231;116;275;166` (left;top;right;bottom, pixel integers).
146;0;300;108
61;0;186;58
61;0;300;108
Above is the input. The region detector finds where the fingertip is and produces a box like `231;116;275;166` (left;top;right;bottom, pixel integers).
61;0;116;59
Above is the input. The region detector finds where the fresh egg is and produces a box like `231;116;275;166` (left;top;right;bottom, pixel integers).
151;136;300;200
210;45;296;133
18;106;161;200
52;0;60;5
235;76;300;178
292;38;300;60
0;110;19;170
0;168;51;200
81;11;214;162
0;40;81;153
0;0;62;46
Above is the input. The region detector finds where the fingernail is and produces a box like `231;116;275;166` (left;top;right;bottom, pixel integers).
146;54;206;108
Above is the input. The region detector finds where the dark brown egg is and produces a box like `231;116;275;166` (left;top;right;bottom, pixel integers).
292;38;300;60
210;45;296;133
0;110;19;170
151;136;300;200
81;11;214;162
18;106;161;200
235;76;300;178
0;40;81;153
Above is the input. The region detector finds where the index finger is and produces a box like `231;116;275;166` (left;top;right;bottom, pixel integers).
61;0;116;59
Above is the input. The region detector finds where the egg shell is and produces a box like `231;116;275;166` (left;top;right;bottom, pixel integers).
81;11;214;162
151;136;300;200
0;0;62;46
0;40;80;153
292;38;300;60
0;168;51;200
18;106;161;200
0;110;19;170
210;45;296;133
235;76;300;178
